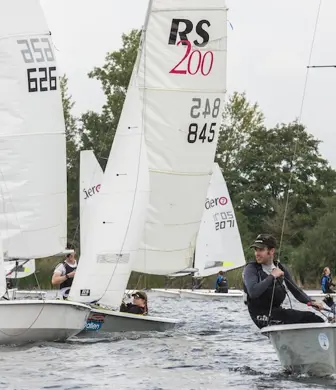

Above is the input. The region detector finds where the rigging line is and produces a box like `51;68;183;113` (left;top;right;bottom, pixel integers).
277;0;322;261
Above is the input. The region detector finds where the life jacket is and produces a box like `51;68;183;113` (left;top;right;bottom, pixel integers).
216;275;227;287
60;261;77;298
321;275;333;294
220;277;228;288
243;261;287;313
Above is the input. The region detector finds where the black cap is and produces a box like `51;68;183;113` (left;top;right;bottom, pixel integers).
132;291;147;301
250;234;276;249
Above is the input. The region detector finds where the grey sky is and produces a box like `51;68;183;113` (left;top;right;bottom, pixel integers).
40;0;336;167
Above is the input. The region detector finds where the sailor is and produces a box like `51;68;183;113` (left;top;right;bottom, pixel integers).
51;244;77;299
120;291;148;315
321;267;335;294
243;234;325;329
215;271;228;293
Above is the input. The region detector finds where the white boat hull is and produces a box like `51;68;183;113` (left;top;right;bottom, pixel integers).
150;288;182;298
81;307;180;334
0;300;90;344
261;322;336;376
180;289;243;300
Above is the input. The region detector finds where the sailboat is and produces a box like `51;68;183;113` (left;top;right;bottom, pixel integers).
0;0;91;344
151;164;246;299
70;0;228;333
180;163;246;300
69;34;179;332
75;149;178;332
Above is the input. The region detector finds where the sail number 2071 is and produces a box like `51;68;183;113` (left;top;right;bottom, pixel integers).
187;97;221;144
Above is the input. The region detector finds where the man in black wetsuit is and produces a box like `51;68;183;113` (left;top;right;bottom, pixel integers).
243;234;324;329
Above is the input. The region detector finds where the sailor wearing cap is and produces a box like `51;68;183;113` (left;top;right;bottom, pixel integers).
120;290;148;315
243;234;324;328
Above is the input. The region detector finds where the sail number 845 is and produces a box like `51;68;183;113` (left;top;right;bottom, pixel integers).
187;97;221;144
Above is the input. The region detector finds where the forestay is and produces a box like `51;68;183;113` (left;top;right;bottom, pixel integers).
194;163;245;277
79;150;103;251
69;54;150;307
0;0;67;259
134;0;228;274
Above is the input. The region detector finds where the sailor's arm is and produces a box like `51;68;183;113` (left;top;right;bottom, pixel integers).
243;264;274;299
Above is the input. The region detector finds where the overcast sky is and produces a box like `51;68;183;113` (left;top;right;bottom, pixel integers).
40;0;336;167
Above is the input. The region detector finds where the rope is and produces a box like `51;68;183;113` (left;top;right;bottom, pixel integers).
278;0;322;260
267;0;322;318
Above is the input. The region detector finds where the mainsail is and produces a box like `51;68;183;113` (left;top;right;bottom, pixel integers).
134;0;228;274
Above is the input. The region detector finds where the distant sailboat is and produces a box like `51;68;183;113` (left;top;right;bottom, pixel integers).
180;163;246;300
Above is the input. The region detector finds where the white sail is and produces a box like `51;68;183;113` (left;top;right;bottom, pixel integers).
0;0;67;259
69;55;150;307
133;0;228;274
5;259;36;279
194;163;245;277
79;150;103;251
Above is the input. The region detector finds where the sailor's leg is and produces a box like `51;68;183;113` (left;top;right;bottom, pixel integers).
270;307;324;324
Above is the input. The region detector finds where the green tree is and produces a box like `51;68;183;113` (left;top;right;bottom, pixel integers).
233;122;336;245
60;75;80;247
79;29;141;169
216;93;264;252
79;111;112;169
291;209;336;283
216;92;264;198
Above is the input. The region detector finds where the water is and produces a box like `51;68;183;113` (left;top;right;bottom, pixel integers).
1;292;336;390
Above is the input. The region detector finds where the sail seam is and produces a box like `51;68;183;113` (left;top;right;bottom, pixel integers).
0;32;51;41
138;87;226;93
152;7;227;12
149;170;211;176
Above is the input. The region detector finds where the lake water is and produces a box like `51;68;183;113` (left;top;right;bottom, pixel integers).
1;291;335;389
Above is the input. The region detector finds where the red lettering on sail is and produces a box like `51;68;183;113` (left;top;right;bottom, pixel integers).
169;41;214;76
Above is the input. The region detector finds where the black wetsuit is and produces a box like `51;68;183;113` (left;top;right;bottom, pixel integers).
120;302;146;315
243;261;324;328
